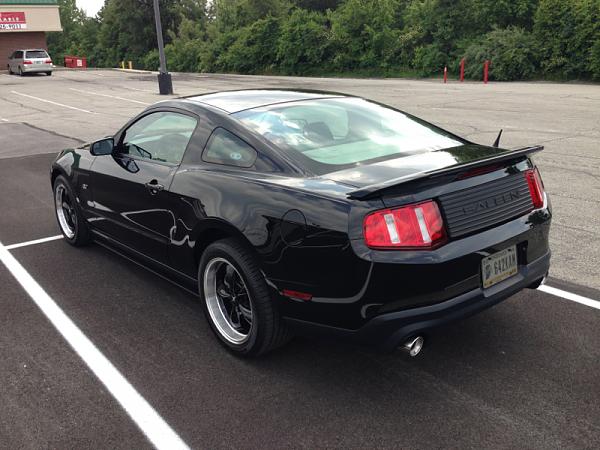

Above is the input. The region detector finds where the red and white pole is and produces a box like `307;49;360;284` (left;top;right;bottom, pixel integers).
443;66;448;83
483;60;489;84
459;58;465;82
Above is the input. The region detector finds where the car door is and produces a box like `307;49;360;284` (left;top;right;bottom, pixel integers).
11;51;22;72
89;110;198;264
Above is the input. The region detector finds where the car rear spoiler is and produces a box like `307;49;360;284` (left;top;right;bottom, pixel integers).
347;145;544;200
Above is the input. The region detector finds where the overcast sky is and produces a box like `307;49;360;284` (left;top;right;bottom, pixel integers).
77;0;104;17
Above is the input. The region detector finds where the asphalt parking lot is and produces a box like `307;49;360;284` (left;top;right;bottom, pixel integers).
0;69;599;449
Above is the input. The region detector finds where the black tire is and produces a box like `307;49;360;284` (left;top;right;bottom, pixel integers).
7;65;12;75
53;175;91;246
46;71;52;76
18;66;24;76
198;238;292;356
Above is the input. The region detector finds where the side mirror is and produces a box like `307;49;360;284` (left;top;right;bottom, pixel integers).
90;138;114;156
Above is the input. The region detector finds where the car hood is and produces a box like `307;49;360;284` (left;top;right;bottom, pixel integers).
322;144;506;188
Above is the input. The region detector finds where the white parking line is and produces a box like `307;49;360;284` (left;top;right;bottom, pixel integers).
69;88;151;105
1;118;8;122
5;235;63;250
127;86;156;93
538;285;600;310
5;234;600;310
10;91;94;114
0;241;190;450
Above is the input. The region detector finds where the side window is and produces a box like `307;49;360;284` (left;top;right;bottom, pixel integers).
120;111;197;164
202;128;257;168
15;51;23;59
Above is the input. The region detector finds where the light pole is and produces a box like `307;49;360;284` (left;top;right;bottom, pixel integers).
153;0;173;94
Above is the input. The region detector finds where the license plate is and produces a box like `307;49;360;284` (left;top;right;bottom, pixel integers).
481;245;518;288
35;61;43;64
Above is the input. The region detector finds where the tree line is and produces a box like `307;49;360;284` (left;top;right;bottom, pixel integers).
48;0;600;81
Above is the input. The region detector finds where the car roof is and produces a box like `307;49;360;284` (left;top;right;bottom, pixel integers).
184;89;347;114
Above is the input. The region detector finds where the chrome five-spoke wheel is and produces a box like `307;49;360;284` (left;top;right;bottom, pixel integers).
203;257;254;344
55;184;76;239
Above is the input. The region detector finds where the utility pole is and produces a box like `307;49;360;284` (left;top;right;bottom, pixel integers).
153;0;173;94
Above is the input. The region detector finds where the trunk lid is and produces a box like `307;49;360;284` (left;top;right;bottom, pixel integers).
322;144;542;200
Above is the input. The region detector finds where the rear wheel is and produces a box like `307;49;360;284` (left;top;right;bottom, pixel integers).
18;66;23;76
53;175;91;246
198;238;291;356
46;71;52;76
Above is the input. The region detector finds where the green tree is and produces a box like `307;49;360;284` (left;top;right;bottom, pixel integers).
216;17;281;73
47;0;87;63
462;26;538;80
534;0;600;79
277;8;330;74
96;0;181;68
329;0;404;70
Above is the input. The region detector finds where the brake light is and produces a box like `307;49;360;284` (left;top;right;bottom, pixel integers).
364;200;446;249
23;60;32;65
44;59;52;64
457;164;503;180
525;168;545;209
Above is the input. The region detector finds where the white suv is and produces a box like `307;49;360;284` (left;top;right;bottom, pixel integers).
7;49;53;76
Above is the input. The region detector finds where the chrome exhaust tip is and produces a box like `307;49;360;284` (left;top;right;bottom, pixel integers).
400;336;424;357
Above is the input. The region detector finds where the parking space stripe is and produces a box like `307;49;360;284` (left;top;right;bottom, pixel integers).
4;234;599;312
69;88;151;105
0;241;190;450
538;285;600;310
10;91;94;114
4;235;63;250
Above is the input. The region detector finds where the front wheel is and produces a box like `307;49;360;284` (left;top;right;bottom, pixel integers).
46;71;52;76
53;175;91;246
198;238;291;356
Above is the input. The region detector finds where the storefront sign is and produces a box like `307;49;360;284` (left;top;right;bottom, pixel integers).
0;12;27;30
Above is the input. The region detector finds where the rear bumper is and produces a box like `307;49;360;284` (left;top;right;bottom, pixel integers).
22;65;52;72
285;250;550;351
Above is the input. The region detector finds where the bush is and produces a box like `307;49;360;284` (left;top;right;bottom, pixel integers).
276;9;330;74
412;44;447;76
534;0;600;79
462;27;538;80
328;0;401;70
142;49;160;71
591;39;600;80
216;17;281;73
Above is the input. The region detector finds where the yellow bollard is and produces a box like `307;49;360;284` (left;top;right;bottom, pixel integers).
120;61;125;69
128;61;132;70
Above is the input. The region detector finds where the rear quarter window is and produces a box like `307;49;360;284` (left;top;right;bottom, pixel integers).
202;128;257;168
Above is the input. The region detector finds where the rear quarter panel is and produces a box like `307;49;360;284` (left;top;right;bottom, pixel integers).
167;167;375;300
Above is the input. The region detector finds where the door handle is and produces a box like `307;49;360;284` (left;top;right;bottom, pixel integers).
145;180;164;195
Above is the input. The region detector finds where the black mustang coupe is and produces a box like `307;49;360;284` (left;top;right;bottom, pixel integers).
51;90;551;356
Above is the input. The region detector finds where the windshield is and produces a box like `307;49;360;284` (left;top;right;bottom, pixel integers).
233;97;464;174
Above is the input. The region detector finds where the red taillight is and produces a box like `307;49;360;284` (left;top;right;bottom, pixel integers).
364;200;446;249
44;59;52;64
23;60;32;65
525;168;545;209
